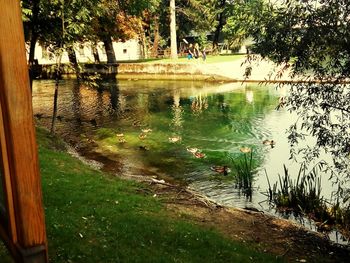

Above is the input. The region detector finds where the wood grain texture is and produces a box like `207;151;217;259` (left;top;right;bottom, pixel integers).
0;102;18;243
0;0;47;254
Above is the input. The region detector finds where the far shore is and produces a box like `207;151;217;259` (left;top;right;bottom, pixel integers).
31;56;350;84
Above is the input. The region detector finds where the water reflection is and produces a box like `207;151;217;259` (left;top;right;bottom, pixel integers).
246;90;254;104
32;79;347;244
171;91;183;129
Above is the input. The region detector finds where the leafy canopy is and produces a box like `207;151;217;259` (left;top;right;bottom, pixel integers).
251;0;350;200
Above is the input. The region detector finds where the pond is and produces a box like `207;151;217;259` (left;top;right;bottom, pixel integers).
32;79;347;244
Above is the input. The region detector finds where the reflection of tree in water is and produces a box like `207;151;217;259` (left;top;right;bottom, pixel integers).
109;82;120;113
96;89;104;121
190;93;208;115
171;91;183;130
246;90;254;104
71;81;83;127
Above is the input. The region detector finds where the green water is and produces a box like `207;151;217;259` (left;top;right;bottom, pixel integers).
32;79;349;244
33;79;291;204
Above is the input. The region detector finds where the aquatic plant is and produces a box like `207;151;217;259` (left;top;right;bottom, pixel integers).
231;150;257;198
265;163;347;235
96;128;115;139
265;162;350;238
265;163;328;217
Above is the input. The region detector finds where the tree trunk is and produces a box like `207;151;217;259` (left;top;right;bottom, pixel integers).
28;32;38;91
212;0;226;53
139;20;148;59
103;36;117;64
92;44;100;63
50;78;59;134
67;46;81;80
28;33;38;64
51;0;65;134
28;0;40;91
170;0;178;59
152;15;160;58
51;53;62;135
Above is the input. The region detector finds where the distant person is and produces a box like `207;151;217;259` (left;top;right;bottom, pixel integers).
194;43;200;59
202;47;207;62
187;44;194;59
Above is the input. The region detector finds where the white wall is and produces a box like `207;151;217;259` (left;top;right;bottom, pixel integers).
29;39;141;64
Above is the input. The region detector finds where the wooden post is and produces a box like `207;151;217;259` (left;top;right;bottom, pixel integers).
0;1;48;262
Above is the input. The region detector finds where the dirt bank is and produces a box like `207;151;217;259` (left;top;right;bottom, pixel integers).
147;179;350;263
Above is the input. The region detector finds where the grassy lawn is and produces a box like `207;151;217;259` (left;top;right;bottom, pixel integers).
117;54;245;64
0;128;282;262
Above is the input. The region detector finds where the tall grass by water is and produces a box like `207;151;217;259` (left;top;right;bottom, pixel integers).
231;149;257;199
265;162;350;237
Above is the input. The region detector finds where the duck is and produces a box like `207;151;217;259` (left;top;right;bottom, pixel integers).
262;140;275;147
142;128;152;133
240;147;252;153
118;138;126;143
139;145;149;151
169;136;181;143
194;151;206;159
139;133;147;140
133;120;142;127
186;147;199;153
210;166;231;176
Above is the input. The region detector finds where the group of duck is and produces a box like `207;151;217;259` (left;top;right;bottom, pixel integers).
114;128;275;176
116;128;154;143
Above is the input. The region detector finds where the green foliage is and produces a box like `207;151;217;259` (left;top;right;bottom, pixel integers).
249;0;350;202
222;0;267;50
251;0;350;78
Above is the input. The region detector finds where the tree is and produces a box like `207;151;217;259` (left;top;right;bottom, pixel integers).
212;0;228;52
250;0;350;200
222;0;266;51
88;0;154;63
170;0;178;59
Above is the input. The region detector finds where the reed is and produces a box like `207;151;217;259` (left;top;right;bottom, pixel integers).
265;163;350;237
231;151;256;198
266;163;329;218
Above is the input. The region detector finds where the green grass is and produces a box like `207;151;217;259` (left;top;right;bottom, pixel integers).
117;54;245;64
0;128;282;262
